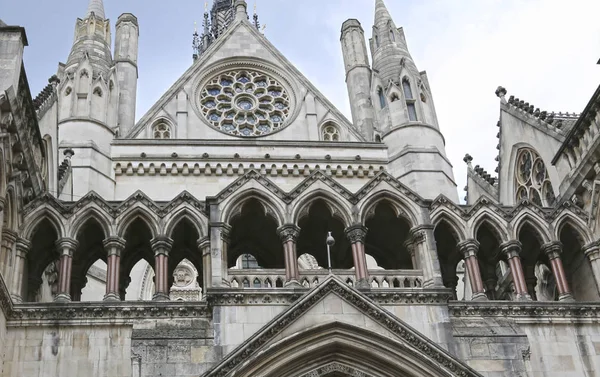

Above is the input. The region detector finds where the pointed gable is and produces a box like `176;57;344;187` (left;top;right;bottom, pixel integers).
130;18;364;142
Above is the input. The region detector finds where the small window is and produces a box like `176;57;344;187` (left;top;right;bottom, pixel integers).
390;29;395;42
402;80;413;99
407;104;418;122
375;35;380;48
377;88;386;109
153;122;171;139
403;79;418;121
242;254;259;269
93;87;103;97
323;125;340;141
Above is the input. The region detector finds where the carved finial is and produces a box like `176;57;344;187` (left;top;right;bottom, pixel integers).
463;154;473;167
495;86;507;98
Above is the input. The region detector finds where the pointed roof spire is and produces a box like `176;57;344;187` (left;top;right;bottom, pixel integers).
374;0;395;29
86;0;105;19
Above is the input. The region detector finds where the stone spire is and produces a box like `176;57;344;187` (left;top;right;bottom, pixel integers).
374;0;395;30
86;0;105;19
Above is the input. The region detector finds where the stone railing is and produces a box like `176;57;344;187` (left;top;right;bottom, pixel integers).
228;269;424;289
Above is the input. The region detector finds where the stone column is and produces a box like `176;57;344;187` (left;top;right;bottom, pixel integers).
10;238;30;303
403;239;419;269
150;236;173;301
54;238;79;302
209;222;231;288
457;240;487;301
542;242;574;302
345;225;369;289
197;237;210;294
277;225;301;286
410;226;443;288
500;241;531;301
103;237;126;301
1;228;17;288
583;242;600;295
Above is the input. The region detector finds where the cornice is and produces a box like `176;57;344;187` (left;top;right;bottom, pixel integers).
449;301;600;320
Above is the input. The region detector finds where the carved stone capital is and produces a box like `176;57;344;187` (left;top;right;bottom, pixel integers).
541;241;563;260
410;229;427;245
583;242;600;261
457;239;480;259
277;224;301;243
15;238;31;258
500;240;522;259
213;223;232;243
344;225;367;244
197;237;211;255
103;236;126;257
403;239;415;255
2;228;18;248
150;236;173;256
55;238;79;257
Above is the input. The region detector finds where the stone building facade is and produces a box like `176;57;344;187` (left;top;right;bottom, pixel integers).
0;0;599;376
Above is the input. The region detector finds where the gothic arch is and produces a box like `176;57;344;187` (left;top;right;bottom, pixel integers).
358;190;419;227
553;212;593;245
291;188;352;227
116;205;160;239
68;205;113;240
224;322;470;377
511;211;552;245
431;209;467;242
221;188;286;227
163;205;207;238
21;205;66;240
468;210;509;243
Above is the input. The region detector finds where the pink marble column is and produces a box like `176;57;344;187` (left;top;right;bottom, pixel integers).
103;237;126;301
500;241;531;301
277;225;301;286
54;238;79;302
457;240;487;301
542;242;574;302
150;236;173;301
345;225;369;289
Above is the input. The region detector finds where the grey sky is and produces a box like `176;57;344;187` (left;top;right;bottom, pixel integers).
2;0;599;200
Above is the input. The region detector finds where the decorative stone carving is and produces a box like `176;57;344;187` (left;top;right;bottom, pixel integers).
344;225;367;244
277;224;300;243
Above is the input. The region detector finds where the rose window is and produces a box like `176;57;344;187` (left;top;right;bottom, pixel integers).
199;70;291;137
515;148;556;207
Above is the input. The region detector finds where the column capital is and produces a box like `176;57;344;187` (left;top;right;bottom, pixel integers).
409;226;430;245
344;225;367;244
15;237;31;257
457;239;480;258
150;236;173;256
197;237;211;256
277;224;301;243
583;242;600;261
500;240;522;259
2;228;18;247
103;236;126;256
541;241;563;260
55;238;79;256
210;222;232;242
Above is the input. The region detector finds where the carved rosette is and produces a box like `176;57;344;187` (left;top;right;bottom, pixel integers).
277;224;301;243
344;225;367;244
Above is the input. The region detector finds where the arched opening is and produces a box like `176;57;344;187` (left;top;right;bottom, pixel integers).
364;201;412;269
297;200;351;270
169;218;202;298
121;218;155;301
518;223;549;301
125;259;153;301
475;222;507;300
560;224;599;301
228;199;283;269
26;219;60;302
80;260;108;301
71;218;107;301
433;220;462;299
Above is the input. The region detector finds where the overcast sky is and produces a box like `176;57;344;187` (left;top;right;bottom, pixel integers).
2;0;600;200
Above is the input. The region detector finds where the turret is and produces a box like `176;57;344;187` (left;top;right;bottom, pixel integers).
340;19;375;141
114;13;139;137
368;0;458;201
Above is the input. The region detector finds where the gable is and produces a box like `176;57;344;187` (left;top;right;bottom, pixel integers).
202;277;482;377
130;19;364;143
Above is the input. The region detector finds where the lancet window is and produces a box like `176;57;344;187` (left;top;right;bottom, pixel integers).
377;88;386;109
402;78;417;121
515;148;555;207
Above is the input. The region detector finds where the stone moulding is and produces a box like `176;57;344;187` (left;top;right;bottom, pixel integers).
449;301;600;319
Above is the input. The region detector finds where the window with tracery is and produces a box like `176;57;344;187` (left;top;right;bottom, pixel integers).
403;78;417;121
153;123;171;139
515;148;556;207
241;254;259;269
323;124;340;141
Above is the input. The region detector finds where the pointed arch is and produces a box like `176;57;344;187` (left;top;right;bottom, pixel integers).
358;189;419;227
431;208;467;242
163;205;207;239
291;188;353;227
221;188;285;227
469;209;509;243
21;204;66;240
511;210;552;245
116;204;160;238
553;212;593;246
68;204;113;239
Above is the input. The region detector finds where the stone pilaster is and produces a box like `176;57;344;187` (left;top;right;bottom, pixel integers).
150;236;173;301
457;239;487;301
10;238;30;303
345;225;369;289
1;228;17;290
277;224;301;286
103;236;126;301
410;225;443;288
209;222;232;288
197;237;211;293
500;241;531;301
583;242;600;295
54;238;79;303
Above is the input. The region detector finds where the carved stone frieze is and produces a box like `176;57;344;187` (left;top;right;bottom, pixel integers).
449;301;600;319
298;362;373;377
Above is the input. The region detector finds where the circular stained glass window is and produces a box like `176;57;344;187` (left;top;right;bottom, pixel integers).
199;70;291;137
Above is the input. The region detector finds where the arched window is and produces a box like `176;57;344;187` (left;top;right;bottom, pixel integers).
153;122;171;139
515;148;555;207
377;88;386;109
403;79;417;121
241;254;259;269
375;34;380;48
389;29;395;42
322;124;340;141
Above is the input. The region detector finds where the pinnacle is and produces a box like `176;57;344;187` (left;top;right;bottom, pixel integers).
86;0;105;19
374;0;394;28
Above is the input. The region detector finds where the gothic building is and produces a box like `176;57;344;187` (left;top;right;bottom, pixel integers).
0;0;599;376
